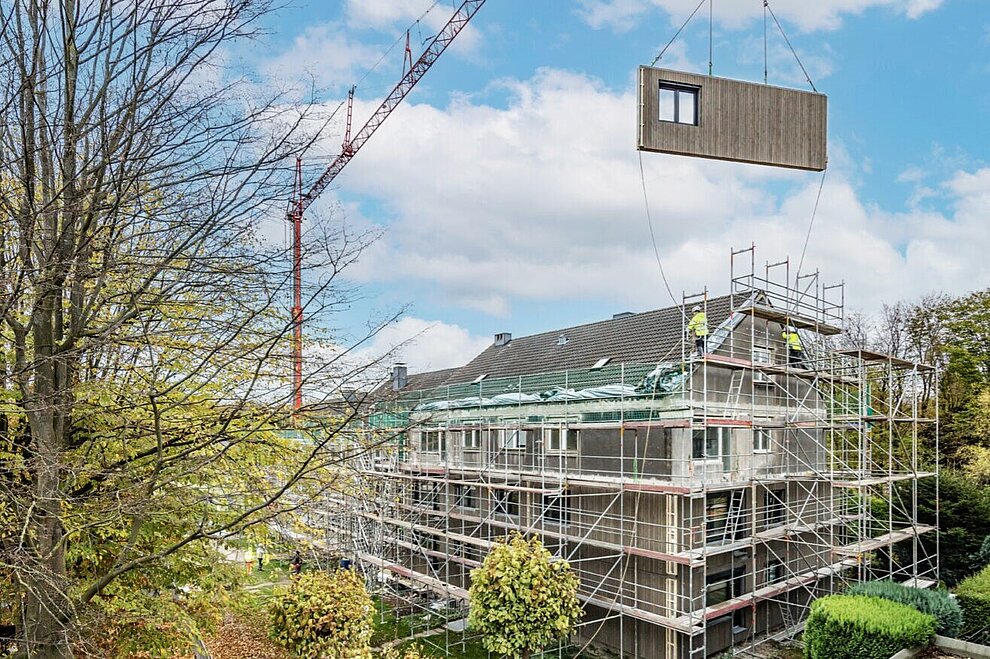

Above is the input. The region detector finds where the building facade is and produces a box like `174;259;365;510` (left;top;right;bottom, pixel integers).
333;251;937;658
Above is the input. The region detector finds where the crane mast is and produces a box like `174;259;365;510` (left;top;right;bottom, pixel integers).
290;0;486;412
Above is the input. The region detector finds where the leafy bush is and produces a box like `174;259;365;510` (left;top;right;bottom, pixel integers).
469;532;582;659
847;580;962;636
803;594;935;659
956;564;990;644
269;569;373;659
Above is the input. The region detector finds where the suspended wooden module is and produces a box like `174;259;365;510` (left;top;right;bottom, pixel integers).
637;66;827;171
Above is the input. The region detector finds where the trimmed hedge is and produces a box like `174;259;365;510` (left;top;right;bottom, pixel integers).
803;594;935;659
956;564;990;644
847;580;962;636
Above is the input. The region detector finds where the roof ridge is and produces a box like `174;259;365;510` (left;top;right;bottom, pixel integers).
502;292;736;344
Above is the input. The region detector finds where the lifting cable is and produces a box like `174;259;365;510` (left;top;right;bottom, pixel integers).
651;0;707;67
763;0;817;92
638;151;683;316
795;166;828;282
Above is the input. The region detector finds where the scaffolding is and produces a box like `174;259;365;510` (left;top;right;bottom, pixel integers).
325;246;939;659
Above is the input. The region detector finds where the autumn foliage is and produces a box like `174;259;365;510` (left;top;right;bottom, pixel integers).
268;569;374;659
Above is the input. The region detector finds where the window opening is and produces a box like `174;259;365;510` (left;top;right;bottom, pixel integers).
765;487;787;528
455;484;478;509
492;488;520;517
463;428;481;449
659;83;699;125
541;493;569;524
755;428;771;453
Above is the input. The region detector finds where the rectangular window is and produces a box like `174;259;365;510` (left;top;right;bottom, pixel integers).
454;484;478;509
502;429;528;450
420;430;445;454
492;488;520;517
705;492;730;542
753;345;773;383
706;566;745;607
462;428;481;450
765;487;786;528
413;482;440;509
732;608;750;635
693;427;729;461
765;559;784;585
754;428;771;453
659;83;699;125
540;493;569;524
545;428;578;452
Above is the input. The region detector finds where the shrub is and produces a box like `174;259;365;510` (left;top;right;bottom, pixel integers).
803;594;935;659
269;569;373;659
956;564;990;644
469;532;582;659
847;580;962;636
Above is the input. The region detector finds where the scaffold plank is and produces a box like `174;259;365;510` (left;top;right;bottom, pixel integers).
833;525;936;555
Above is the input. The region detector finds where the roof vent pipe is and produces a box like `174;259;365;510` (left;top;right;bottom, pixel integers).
494;332;512;347
391;363;408;391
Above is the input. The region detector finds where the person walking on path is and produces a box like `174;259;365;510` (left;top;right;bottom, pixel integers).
244;546;256;575
256;545;265;572
290;550;302;576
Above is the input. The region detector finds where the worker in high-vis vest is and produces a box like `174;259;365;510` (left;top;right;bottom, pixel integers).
782;326;804;367
687;305;708;355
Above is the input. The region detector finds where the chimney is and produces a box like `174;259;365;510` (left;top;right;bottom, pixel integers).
391;363;408;391
494;332;512;347
612;312;634;319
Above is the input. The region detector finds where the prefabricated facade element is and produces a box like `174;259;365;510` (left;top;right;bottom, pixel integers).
637;66;827;171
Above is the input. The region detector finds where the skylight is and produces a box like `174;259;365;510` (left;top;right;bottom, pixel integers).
591;357;611;370
471;374;487;384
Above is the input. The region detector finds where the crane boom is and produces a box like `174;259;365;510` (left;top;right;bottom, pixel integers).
300;0;485;211
289;0;485;413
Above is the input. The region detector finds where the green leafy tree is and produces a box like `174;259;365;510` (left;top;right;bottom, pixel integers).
468;533;582;659
269;569;374;659
903;472;990;585
0;2;399;656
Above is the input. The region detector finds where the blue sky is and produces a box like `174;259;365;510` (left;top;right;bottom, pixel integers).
251;0;990;375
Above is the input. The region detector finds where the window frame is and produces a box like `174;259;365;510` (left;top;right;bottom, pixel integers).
752;345;774;383
545;427;579;453
462;428;481;450
419;429;446;454
501;428;528;450
754;428;772;453
658;82;700;126
693;426;730;464
454;484;479;510
764;559;784;586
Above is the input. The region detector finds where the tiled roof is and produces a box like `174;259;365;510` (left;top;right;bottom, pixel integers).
400;295;736;392
405;367;460;391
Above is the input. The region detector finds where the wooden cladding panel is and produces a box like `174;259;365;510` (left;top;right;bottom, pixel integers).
638;67;827;171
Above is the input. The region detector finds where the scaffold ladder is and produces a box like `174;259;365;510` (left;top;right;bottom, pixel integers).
724;489;746;542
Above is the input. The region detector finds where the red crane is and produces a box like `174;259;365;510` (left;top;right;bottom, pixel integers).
289;0;486;412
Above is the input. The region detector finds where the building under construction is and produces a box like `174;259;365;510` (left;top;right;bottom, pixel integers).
328;247;938;658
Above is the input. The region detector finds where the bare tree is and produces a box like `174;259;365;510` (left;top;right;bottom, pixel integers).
0;2;395;656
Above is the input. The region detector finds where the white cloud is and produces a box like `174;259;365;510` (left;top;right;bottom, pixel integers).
350;316;491;374
315;67;989;323
342;0;482;57
263;23;382;89
577;0;944;33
